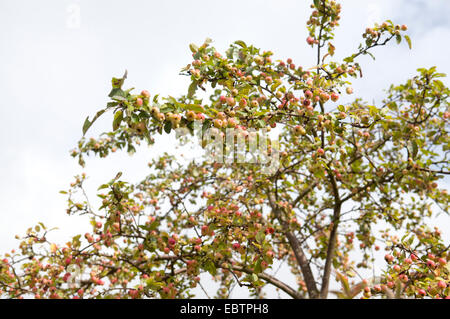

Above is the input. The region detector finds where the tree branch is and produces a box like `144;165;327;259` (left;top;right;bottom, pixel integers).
231;265;304;299
319;171;341;298
267;192;319;298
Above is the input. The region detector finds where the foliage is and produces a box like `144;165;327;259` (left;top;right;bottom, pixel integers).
1;0;449;299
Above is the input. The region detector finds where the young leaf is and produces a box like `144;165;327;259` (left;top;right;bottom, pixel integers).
234;40;247;48
113;110;123;131
189;43;199;53
187;81;198;99
404;35;412;49
82;109;106;135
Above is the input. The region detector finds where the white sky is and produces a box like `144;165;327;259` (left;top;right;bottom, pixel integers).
0;0;449;298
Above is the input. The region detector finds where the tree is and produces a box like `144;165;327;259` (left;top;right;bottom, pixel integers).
1;0;449;299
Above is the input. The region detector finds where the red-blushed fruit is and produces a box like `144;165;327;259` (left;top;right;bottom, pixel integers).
168;238;176;246
136;98;143;107
307;36;315;45
216;112;226;120
331;93;339;102
320;92;330;102
293;125;306;135
304;90;313;99
129;289;139;299
201;225;209;236
338;111;346;119
213;119;223;128
426;259;436;269
63;272;71;282
141;90;150;98
254;55;263;65
438;258;447;266
418;289;426;297
228;118;237;128
393;264;401;272
226;97;236;107
317;148;325;156
219;95;227;104
438;281;447;289
384;254;394;263
232;243;240;250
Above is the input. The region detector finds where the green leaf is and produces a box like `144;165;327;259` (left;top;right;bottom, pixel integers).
159;104;175;113
395;279;402;298
256;231;266;243
365;51;376;60
253;260;262;274
187;81;198;99
82;117;91;136
189;43;199;53
344;55;355;63
108;87;126;98
82;109;106;135
180;103;204;113
411;140;418;159
111;95;127;102
113;110;123;131
234;40;247;48
111;70;127;89
404;35;412;49
204;259;217;276
97;184;109;190
113;172;122;181
164;121;172;134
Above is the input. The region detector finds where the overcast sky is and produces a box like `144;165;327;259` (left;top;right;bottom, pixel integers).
0;0;449;298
